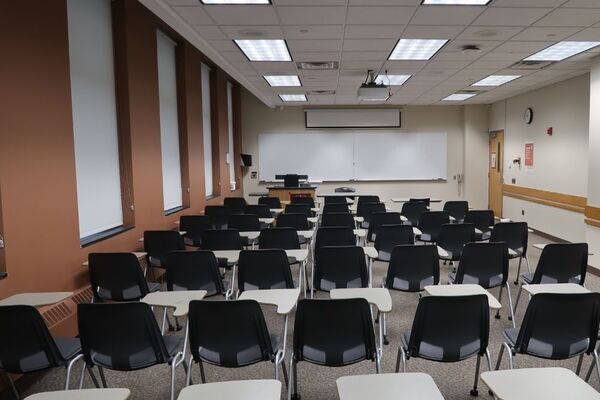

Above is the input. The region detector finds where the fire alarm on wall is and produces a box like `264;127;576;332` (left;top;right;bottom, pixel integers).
547;127;553;136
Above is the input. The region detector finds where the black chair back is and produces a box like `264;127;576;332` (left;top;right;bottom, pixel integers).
258;196;281;209
245;205;272;218
188;300;274;367
78;303;172;370
408;295;489;361
314;246;368;291
437;223;475;261
401;201;428;226
259;227;300;250
291;197;315;207
223;197;247;214
228;214;261;232
322;203;349;214
464;210;495;239
356;202;386;226
238;249;294;292
410;198;430;206
367;212;402;242
357;196;380;207
314;227;355;252
418;211;450;242
321;212;355;228
201;229;243;251
285;203;312;218
514;293;600;359
0;305;68;373
443;201;469;222
385;245;439;292
374;224;415;262
165;250;224;296
180;215;212;246
490;222;529;257
144;230;186;267
89;253;150;302
276;213;310;231
454;242;508;288
204;205;232;229
324;196;348;205
293;299;376;366
532;243;589;285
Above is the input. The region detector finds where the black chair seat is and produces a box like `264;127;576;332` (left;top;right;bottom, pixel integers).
148;282;161;293
401;329;481;362
386;275;435;292
91;335;182;370
449;273;503;288
509;247;524;259
2;337;81;372
502;327;589;359
474;231;491;241
521;273;581;285
377;250;391;262
521;272;534;284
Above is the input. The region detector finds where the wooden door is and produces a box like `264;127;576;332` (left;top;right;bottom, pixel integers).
488;131;504;217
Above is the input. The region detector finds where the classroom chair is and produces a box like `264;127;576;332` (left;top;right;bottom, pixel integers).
322;203;350;214
489;222;530;284
204;205;232;229
289;298;379;400
291;196;315;208
276;213;310;231
88;252;160;302
258;196;282;209
443;200;469;223
223;197;247;214
367;212;402;242
201;229;243;269
144;230;186;270
78;303;185;400
395;295;492;397
436;223;475;263
324;195;349;205
384;245;440;292
227;214;261;246
356;196;380;207
179;215;212;247
409;197;430;207
374;224;414;262
0;306;87;399
495;293;600;384
284;203;312;218
321;212;355;228
312;246;368;297
259;227;301;251
245;204;273;219
401;201;428;227
165;250;227;297
186;300;287;385
314;227;356;253
237;249;295;293
356;202;386;229
417;211;450;243
464;210;495;241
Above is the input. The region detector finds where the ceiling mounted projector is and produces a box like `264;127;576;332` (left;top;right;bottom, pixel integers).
358;70;390;102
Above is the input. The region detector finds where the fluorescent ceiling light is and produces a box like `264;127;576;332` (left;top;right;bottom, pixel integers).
472;75;521;86
201;0;270;3
279;94;307;102
524;41;600;62
375;75;412;86
234;40;291;61
389;39;448;61
442;93;477;101
422;0;491;4
264;75;301;87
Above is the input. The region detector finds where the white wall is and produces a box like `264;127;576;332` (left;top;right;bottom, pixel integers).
464;105;490;210
490;74;590;243
241;89;489;211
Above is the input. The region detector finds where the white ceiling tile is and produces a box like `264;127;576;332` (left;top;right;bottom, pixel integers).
251;62;297;71
192;25;228;40
477;52;530;61
346;6;416;25
562;0;600;7
342;51;389;61
424;59;474;69
401;25;466;39
165;0;201;5
219;51;248;62
350;0;421;4
205;6;279;25
341;60;386;69
343;39;397;52
473;8;553;27
456;26;524;41
173;6;215;25
567;28;600;41
277;6;347;25
292;51;341;61
283;25;344;39
274;0;347;5
410;6;484;26
344;25;405;39
287;39;341;52
511;26;581;41
209;40;239;51
220;25;284;39
534;8;600;27
493;40;554;53
491;0;565;7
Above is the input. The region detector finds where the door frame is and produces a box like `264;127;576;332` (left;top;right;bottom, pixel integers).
488;130;504;217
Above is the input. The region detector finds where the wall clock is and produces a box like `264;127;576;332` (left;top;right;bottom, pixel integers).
524;108;533;124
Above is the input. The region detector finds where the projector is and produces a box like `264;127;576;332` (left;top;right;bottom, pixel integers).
357;82;389;101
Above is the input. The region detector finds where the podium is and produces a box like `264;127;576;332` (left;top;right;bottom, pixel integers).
267;186;317;202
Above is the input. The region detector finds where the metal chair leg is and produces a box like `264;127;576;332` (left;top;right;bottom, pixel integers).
471;354;482;396
576;353;584;375
186;356;194;386
395;347;402;373
495;345;505;370
485;349;493;372
525;255;531;273
3;371;19;400
199;359;206;383
281;357;289;388
505;283;516;328
514;257;523;285
513;285;523;312
98;366;108;388
495;285;504;319
65;354;84;390
289;356;300;400
86;366;101;389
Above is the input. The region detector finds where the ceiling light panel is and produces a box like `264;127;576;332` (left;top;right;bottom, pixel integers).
442;93;477;101
375;75;412;86
279;94;307;102
234;40;291;61
264;75;301;87
472;75;521;86
524;41;600;62
389;39;448;61
422;0;491;5
201;0;270;3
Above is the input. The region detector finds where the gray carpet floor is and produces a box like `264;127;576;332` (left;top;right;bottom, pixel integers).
7;232;600;399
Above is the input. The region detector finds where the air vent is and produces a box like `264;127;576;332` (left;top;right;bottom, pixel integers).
306;90;336;95
296;61;339;70
510;60;555;70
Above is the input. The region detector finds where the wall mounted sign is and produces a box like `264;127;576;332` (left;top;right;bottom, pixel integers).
524;142;534;169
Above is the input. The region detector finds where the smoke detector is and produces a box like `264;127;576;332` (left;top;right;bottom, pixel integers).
461;45;482;55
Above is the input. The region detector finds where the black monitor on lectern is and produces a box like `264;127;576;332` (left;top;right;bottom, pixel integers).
275;174;308;188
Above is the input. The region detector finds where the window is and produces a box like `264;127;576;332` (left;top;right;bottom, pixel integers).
68;0;124;241
201;63;214;197
227;82;236;189
156;30;183;212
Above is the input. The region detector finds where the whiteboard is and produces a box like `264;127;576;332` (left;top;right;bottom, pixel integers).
354;133;447;181
258;133;354;181
258;132;447;182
